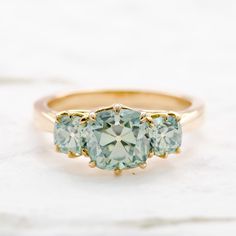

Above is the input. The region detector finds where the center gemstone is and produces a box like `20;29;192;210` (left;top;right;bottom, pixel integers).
84;108;150;170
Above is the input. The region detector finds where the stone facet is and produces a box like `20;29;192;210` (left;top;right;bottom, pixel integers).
150;116;182;156
84;108;150;170
54;115;83;155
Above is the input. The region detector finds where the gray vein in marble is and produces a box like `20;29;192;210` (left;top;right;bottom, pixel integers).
0;213;235;230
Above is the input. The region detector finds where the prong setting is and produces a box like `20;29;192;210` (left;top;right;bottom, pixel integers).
148;151;154;158
140;112;147;122
113;104;122;112
89;112;96;121
89;161;96;168
139;163;147;169
56;112;69;123
82;149;89;157
80;114;89;124
168;112;181;122
175;147;181;154
54;106;182;174
114;169;122;176
55;145;60;152
158;153;168;159
67;151;78;158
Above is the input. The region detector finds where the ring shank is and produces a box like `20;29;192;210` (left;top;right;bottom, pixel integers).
34;90;204;132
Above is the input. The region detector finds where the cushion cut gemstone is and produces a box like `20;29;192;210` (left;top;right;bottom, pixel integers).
54;115;83;155
150;116;182;156
84;108;150;170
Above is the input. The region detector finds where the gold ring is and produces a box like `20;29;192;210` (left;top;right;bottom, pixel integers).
34;90;204;175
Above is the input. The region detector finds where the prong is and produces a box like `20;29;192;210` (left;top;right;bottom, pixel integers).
159;113;168;120
113;104;122;112
175;147;181;154
89;161;96;168
140;112;147;122
146;116;154;127
175;114;181;122
55;145;60;152
56;112;69;123
159;153;168;159
141;113;154;126
114;168;122;176
89;112;96;121
82;149;89;157
168;112;181;121
67;151;78;158
139;163;147;169
80;115;89;124
148;151;154;158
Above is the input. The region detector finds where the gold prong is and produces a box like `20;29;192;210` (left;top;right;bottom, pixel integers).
80;115;89;124
55;117;61;123
67;151;78;158
139;163;147;169
159;153;168;159
89;112;96;121
89;161;96;168
148;151;154;158
175;147;181;154
175;115;181;122
168;112;181;121
140;112;147;121
114;169;122;176
82;149;89;157
141;114;154;125
159;113;168;120
55;145;60;152
56;112;69;123
113;104;122;112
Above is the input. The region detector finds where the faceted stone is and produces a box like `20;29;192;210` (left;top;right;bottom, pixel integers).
150;116;182;156
84;108;150;170
54;115;83;155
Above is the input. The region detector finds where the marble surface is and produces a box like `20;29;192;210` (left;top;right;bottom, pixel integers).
0;1;236;235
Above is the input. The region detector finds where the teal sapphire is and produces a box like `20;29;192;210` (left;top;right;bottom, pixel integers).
54;115;83;155
150;116;182;156
84;108;150;170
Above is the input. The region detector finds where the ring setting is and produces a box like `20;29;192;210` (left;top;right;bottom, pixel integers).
54;104;182;174
34;90;204;176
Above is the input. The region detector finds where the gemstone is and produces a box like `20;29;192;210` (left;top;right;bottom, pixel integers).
84;108;150;170
54;115;83;155
150;116;182;156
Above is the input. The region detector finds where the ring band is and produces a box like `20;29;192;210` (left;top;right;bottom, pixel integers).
34;90;204;175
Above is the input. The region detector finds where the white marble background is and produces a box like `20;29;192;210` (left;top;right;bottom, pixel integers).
0;0;236;235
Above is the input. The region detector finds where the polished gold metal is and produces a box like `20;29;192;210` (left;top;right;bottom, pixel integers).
34;90;204;132
89;112;96;121
148;151;154;158
68;151;78;158
175;147;181;154
82;149;89;157
159;153;168;159
89;161;96;168
113;103;122;112
139;163;147;169
55;145;60;152
114;169;122;176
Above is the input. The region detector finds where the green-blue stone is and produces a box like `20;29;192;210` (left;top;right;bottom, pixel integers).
54;115;83;154
84;109;150;170
150;116;182;156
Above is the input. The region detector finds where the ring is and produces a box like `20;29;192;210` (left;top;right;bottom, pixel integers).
34;90;204;175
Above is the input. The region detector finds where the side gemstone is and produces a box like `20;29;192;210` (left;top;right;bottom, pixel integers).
150;115;182;156
84;108;150;170
54;115;83;155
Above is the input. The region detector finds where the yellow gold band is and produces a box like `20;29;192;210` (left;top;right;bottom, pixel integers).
34;90;204;132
